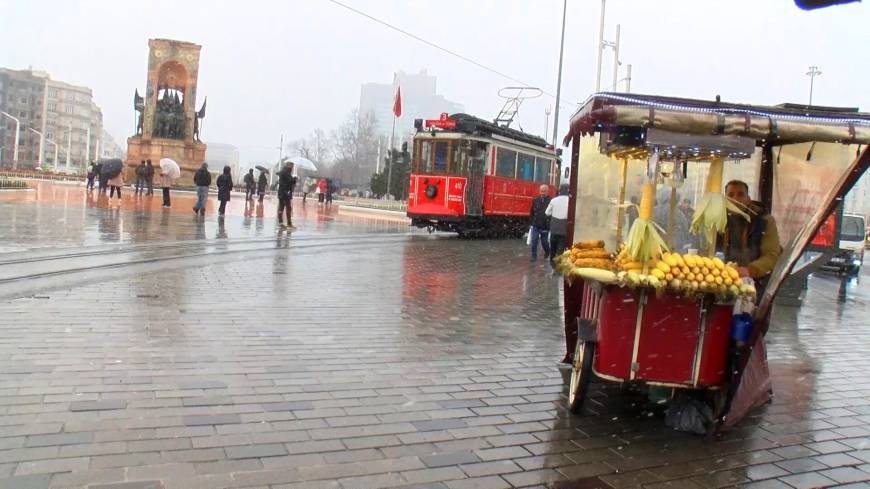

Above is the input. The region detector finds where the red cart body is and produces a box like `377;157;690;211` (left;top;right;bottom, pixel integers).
578;282;731;389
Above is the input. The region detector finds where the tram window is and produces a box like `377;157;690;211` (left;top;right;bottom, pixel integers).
535;157;551;183
495;148;517;177
434;142;448;173
419;141;432;172
452;143;468;175
518;153;535;181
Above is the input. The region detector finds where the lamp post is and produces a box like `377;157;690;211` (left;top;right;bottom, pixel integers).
65;123;72;171
26;127;44;169
551;0;567;147
806;65;822;105
46;139;59;171
0;111;20;169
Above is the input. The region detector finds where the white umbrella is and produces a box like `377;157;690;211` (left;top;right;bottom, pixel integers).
159;158;181;179
287;156;317;172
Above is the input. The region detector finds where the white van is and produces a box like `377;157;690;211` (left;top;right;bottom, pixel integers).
822;213;866;275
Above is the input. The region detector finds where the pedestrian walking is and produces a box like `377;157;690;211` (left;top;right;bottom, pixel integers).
216;165;233;218
107;171;124;202
244;169;255;201
134;161;147;194
276;161;297;228
325;178;335;205
160;169;173;208
192;163;211;216
528;184;551;262
302;178;311;204
545;184;570;265
317;179;326;204
145;160;155;195
86;161;97;191
257;170;268;203
97;163;107;194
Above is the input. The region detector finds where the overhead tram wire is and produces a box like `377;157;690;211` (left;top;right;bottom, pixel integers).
328;0;581;115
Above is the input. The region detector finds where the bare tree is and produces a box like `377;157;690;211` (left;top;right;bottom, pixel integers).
331;109;380;186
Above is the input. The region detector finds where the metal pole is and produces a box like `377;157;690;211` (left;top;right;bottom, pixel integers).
50;141;58;171
544;106;551;143
375;139;381;174
27;128;44;168
552;0;567;147
84;127;90;172
595;0;606;92
625;64;632;93
387;115;396;199
66;123;72;170
1;112;20;168
806;65;821;105
612;24;620;92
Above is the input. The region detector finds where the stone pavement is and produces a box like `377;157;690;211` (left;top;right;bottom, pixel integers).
0;184;869;489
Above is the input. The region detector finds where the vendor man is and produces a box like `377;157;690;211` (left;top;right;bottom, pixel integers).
721;180;781;280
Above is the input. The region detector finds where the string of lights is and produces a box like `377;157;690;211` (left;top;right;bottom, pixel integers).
327;0;581;112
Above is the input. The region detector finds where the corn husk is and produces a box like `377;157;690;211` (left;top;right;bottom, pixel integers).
690;157;750;251
625;182;669;265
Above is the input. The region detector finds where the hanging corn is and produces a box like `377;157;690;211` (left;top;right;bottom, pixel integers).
690;157;749;254
625;181;668;265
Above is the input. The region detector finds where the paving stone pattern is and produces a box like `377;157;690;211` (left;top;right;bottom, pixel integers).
0;192;869;488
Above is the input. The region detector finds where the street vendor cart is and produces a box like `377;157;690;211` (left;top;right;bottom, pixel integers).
558;93;870;434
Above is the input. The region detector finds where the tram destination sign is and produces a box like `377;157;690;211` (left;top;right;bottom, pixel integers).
424;113;457;130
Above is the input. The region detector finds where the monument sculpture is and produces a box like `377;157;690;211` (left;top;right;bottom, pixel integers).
126;39;207;183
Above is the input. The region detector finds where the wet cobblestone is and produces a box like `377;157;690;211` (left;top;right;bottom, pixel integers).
0;183;868;488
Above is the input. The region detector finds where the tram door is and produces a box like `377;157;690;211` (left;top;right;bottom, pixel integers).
465;142;486;216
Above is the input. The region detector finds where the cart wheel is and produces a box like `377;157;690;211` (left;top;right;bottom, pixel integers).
568;340;595;413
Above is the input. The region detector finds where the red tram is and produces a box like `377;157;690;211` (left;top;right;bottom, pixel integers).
407;113;558;237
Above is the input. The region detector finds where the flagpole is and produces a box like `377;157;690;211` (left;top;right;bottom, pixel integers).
387;115;396;199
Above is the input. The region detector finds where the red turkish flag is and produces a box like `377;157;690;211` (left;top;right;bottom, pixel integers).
392;86;402;117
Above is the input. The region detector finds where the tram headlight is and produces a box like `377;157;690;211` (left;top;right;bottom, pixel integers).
425;184;438;199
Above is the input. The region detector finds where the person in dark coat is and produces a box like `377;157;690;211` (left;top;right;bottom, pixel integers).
528;184;551;261
276;162;297;227
216;165;233;218
257;170;268;203
86;161;97;191
96;162;107;194
134;161;147;194
192;163;211;216
145;160;155;195
244;169;255;201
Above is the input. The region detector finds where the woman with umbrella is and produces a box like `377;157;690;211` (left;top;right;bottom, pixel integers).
107;170;124;202
256;165;269;203
216;165;233;218
159;158;181;208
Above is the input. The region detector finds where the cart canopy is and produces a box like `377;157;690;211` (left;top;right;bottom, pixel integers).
564;93;870;147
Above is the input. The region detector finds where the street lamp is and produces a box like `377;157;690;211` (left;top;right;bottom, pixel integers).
45;139;59;171
26;127;44;169
806;65;822;105
0;111;20;169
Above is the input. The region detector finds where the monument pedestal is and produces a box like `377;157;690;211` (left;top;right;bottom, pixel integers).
126;136;206;185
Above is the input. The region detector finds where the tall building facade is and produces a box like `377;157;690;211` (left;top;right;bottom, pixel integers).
0;67;103;172
359;69;464;143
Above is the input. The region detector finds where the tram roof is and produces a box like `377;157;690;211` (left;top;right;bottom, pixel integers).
429;113;551;149
564;92;870;146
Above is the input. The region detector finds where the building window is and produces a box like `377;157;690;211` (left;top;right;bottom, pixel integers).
47;103;57;112
48;89;58;98
64;106;74;114
20;97;28;105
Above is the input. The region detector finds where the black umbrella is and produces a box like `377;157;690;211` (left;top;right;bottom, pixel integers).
255;165;269;173
100;159;124;178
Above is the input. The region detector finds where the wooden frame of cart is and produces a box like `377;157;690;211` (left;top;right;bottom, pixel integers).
560;93;870;432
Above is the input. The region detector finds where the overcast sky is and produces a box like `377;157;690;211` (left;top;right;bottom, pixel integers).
1;0;867;164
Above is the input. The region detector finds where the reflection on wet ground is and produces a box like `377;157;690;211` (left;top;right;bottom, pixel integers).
0;182;413;253
0;181;868;488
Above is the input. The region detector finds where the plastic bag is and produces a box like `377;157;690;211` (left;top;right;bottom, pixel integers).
665;397;713;435
525;227;533;246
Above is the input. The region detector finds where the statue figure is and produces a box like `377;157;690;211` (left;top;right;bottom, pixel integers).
134;89;145;135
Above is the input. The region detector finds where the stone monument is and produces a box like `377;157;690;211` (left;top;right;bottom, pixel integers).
126;39;207;184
